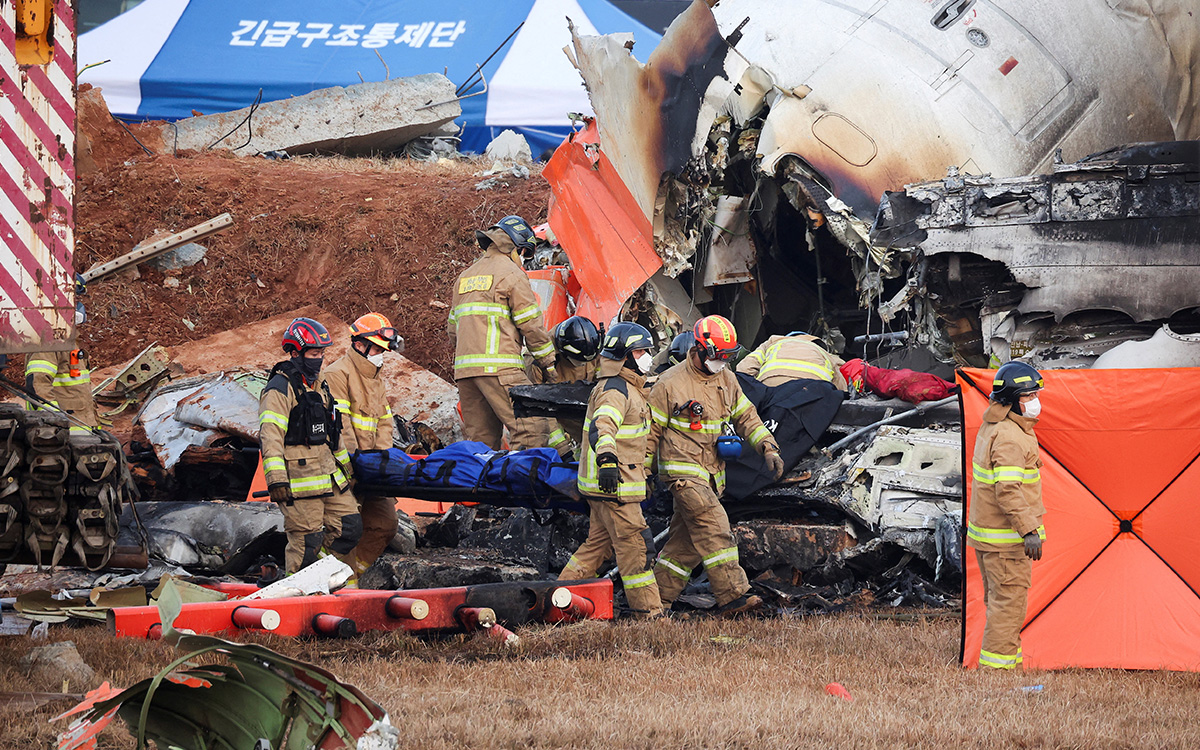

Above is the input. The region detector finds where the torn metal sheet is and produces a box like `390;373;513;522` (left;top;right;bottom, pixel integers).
1092;325;1200;370
173;371;267;442
843;426;963;528
241;554;352;600
703;196;757;286
56;587;397;750
815;426;964;566
875;141;1200;366
136;378;221;471
117;501;284;572
544;118;662;324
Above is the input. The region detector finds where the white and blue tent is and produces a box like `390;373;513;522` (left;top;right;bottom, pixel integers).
78;0;661;155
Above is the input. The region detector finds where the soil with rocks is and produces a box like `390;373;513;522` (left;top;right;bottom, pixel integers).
4;86;550;385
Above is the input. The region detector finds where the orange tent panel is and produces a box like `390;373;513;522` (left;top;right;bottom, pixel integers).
959;367;1200;671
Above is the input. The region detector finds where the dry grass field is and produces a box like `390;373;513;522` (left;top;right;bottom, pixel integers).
4;611;1200;749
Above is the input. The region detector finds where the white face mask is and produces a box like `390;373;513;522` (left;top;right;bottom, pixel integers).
704;359;727;374
1021;396;1041;418
633;352;653;374
367;352;385;368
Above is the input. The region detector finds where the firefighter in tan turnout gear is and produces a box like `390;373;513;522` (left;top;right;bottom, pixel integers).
259;317;357;574
25;275;98;433
526;315;602;456
737;331;848;390
559;322;661;617
650;315;786;616
968;361;1046;670
321;312;405;577
449;215;558;450
25;348;97;433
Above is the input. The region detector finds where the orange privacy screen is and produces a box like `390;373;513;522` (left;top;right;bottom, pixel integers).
959;368;1200;671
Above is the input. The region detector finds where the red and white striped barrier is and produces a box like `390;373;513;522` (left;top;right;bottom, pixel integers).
0;0;76;353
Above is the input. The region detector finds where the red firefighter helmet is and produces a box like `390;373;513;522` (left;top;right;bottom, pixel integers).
693;315;740;360
281;317;332;354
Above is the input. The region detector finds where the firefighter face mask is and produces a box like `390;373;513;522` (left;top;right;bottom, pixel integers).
703;358;727;374
367;352;385;368
633;351;653;374
1022;396;1042;418
298;354;324;382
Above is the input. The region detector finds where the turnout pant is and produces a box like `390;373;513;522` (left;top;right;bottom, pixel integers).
654;478;749;608
346;492;400;575
975;548;1032;670
280;485;358;574
559;498;661;618
457;373;543;450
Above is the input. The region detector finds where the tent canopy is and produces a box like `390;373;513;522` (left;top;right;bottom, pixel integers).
78;0;660;154
959;367;1200;671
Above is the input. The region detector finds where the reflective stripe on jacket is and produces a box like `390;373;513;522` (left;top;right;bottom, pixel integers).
647;358;778;494
259;364;349;499
967;401;1045;552
25;349;98;430
578;358;650;501
448;230;555;379
320;350;394;473
736;334;847;390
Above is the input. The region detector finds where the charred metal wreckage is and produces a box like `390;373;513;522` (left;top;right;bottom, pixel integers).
559;0;1199;368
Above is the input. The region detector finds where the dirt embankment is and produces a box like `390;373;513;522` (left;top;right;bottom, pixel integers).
65;87;551;383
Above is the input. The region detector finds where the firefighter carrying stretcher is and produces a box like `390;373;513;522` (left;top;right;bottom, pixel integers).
558;321;661;618
649;315;786;617
526;315;602;457
320;312;405;578
449;215;558;450
259;317;357;574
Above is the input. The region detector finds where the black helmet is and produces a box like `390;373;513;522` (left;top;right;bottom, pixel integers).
667;331;695;366
282;317;333;355
991;361;1044;406
493;215;536;253
601;321;654;360
554;316;600;361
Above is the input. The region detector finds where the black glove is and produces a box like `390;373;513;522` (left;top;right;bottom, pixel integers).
267;482;293;506
597;452;619;494
1023;531;1043;561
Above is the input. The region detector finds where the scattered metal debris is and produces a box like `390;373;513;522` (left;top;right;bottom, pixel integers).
57;586;400;750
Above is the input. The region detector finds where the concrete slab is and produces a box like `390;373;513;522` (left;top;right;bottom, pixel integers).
160;73;461;157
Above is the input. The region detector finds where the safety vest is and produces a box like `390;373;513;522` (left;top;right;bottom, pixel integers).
259;361;349;499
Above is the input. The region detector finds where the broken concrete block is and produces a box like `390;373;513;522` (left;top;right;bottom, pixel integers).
160;74;460;157
148;242;207;271
734;521;855;574
19;641;97;691
359;552;540;590
484;129;532;163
